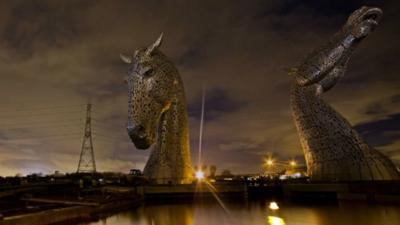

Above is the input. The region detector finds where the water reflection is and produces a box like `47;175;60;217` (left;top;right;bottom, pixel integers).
267;216;285;225
144;204;193;225
81;200;400;225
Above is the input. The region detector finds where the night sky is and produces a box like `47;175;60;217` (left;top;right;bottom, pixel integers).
0;0;399;176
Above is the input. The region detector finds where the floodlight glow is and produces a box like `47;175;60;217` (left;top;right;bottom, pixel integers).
195;170;205;181
269;201;279;210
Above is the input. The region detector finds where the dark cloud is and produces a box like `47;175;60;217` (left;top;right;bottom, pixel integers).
177;47;204;68
188;88;246;120
355;113;400;147
277;0;385;16
0;131;9;140
391;95;400;103
1;0;92;58
363;102;388;115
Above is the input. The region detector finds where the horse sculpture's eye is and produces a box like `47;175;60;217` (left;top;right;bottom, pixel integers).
142;67;153;76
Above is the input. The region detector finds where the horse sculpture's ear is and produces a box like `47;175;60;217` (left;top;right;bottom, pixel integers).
120;53;132;64
145;33;163;56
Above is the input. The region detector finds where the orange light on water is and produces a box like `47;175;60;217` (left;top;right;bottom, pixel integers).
267;216;285;225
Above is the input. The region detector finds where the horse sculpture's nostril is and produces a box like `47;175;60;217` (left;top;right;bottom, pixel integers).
365;14;377;20
127;125;146;138
127;125;150;149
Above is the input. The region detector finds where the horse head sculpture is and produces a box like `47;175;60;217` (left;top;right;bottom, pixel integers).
292;6;383;90
121;34;193;184
290;7;400;181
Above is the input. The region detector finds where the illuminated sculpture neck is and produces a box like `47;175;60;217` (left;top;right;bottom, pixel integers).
144;89;193;184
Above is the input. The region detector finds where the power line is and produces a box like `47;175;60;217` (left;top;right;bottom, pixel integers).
22;136;83;142
0;119;125;134
93;129;128;136
91;118;123;123
0;123;84;131
0;110;85;119
93;128;127;137
92;123;123;130
0;133;82;140
0;104;85;113
93;137;120;144
93;133;129;142
0;102;135;161
94;130;128;137
0;118;84;126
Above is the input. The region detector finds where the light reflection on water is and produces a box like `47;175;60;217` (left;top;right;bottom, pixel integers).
267;216;285;225
81;200;400;225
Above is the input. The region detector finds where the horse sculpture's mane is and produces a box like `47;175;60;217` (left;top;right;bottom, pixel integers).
121;34;193;184
290;6;399;181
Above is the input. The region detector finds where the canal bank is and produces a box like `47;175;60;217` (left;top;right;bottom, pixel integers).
247;180;400;204
0;195;143;225
282;181;400;203
0;186;143;225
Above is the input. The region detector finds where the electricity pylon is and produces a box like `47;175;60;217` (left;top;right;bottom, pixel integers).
77;103;96;173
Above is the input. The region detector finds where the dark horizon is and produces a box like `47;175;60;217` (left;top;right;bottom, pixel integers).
0;0;399;176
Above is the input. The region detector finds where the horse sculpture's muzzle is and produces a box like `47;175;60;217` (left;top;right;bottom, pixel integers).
127;125;151;149
349;7;382;40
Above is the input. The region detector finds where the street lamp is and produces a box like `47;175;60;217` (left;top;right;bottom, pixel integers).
266;159;274;166
289;160;297;167
195;170;205;181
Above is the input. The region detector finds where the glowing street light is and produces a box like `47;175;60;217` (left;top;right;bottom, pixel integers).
289;160;297;167
266;159;274;166
269;201;279;210
195;170;205;181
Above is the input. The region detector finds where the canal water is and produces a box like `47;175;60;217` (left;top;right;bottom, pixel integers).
79;199;400;225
